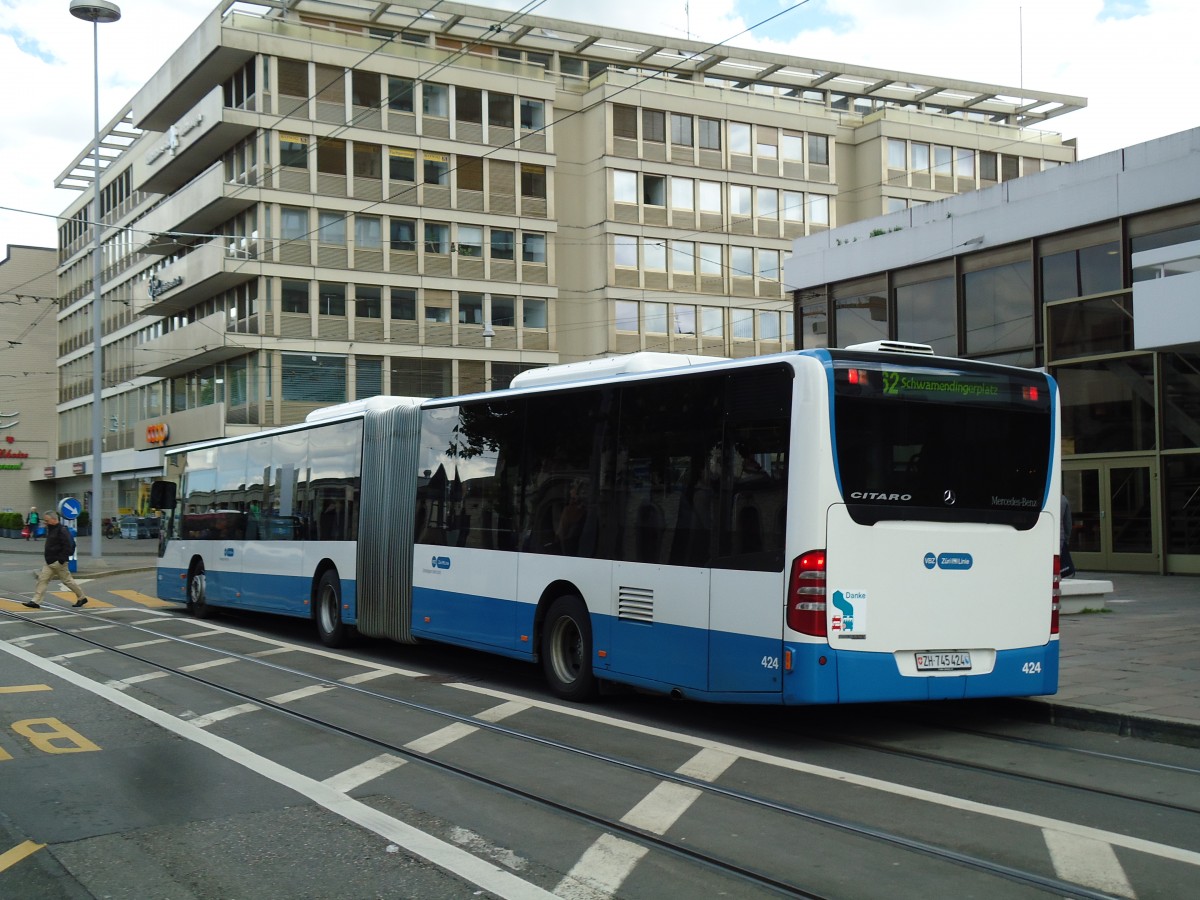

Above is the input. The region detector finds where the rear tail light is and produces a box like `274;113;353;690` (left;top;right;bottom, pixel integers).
787;550;827;636
1051;555;1061;635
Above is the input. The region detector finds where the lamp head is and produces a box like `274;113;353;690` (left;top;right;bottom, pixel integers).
69;0;121;24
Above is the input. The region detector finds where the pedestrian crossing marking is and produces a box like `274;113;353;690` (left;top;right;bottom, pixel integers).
109;589;175;608
49;591;114;608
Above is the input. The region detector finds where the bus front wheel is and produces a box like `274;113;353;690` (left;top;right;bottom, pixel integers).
187;562;215;619
540;595;597;701
315;570;350;648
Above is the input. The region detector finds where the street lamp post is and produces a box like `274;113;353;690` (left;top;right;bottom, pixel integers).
70;0;121;559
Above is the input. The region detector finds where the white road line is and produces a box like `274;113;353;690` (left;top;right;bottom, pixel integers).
1044;829;1137;898
451;683;1200;869
179;630;223;639
180;658;237;672
114;639;170;650
0;641;555;900
475;701;530;723
9;633;59;642
339;669;394;684
249;647;294;658
323;753;408;792
130;616;171;624
46;649;105;662
75;625;117;633
555;833;647;900
405;722;479;755
268;684;336;704
620;782;702;834
675;747;737;783
188;703;260;728
106;672;170;688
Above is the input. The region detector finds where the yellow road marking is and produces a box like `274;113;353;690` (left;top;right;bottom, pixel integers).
0;685;52;694
109;589;174;608
0;840;45;872
49;591;114;608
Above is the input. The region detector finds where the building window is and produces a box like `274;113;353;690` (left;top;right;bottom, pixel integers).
980;151;998;181
391;288;416;320
730;246;753;279
355;216;381;250
521;164;547;199
614;170;637;204
457;225;483;258
423;152;449;185
282;354;346;403
353;143;382;179
1054;356;1156;453
759;311;780;341
698;243;722;275
1042;241;1121;301
459;292;484;325
281;279;308;314
671;241;694;274
317;138;346;176
912;142;930;173
887;138;906;170
491;229;515;261
783;191;804;223
616;300;639;332
731;308;753;340
645;302;668;333
781;132;803;162
756;127;778;159
390;218;415;252
643;239;665;271
613;104;637;139
489;295;516;328
356;356;382;399
318;282;346;316
698;117;721;151
489;92;514;128
757;188;778;219
456;86;482;124
698;181;722;213
934;145;952;176
895;275;956;356
355;285;381;318
758;249;779;280
962;259;1034;355
671;113;693;146
643;174;666;206
423;83;448;117
809;194;830;225
458;156;483;192
673;305;696;335
522;233;546;264
730;185;752;217
956;147;975;179
424;222;450;255
520;98;544;131
523;297;547;328
614;234;638;268
808;134;829;166
317;211;346;245
729;122;751;155
280;133;308;169
832;277;887;347
281;207;307;241
387;76;415;113
642;109;665;143
389;148;415;184
671;177;694;211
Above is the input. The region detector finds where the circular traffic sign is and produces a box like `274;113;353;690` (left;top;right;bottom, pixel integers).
59;497;82;520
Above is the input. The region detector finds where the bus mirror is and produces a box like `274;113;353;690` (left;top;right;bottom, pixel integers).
150;481;177;510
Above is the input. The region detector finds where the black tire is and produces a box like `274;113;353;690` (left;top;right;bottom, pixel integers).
540;595;597;701
186;561;216;619
315;570;350;647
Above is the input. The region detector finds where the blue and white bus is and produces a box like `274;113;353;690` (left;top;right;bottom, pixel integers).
152;343;1062;704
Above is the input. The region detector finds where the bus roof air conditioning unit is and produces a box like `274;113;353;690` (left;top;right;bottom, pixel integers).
845;340;935;356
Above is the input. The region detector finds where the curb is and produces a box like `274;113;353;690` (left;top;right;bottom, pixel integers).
994;698;1200;749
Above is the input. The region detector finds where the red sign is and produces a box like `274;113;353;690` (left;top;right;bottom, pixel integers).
146;423;170;445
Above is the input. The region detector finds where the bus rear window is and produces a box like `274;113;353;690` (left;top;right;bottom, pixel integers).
832;360;1052;528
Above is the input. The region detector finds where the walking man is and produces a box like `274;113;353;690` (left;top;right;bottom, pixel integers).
23;511;89;609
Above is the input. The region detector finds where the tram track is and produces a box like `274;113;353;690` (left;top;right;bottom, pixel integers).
3;602;1189;900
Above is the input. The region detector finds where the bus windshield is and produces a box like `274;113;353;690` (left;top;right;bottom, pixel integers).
831;357;1053;528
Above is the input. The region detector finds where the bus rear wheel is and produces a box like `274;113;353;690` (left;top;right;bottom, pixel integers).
541;595;597;701
186;562;215;619
315;570;350;648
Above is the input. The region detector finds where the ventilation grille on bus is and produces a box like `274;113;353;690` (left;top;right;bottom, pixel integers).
618;586;655;622
844;340;936;355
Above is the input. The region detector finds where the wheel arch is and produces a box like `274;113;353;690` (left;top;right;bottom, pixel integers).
532;578;586;663
310;558;342;620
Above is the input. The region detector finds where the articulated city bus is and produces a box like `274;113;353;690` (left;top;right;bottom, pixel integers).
152;343;1061;704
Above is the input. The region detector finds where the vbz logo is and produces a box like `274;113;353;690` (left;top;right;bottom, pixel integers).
432;556;451;570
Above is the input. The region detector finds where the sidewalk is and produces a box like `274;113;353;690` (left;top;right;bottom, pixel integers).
3;539;1197;744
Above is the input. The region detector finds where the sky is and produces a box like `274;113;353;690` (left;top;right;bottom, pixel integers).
0;0;1196;255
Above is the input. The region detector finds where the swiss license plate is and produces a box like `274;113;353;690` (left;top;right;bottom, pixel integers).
915;651;972;672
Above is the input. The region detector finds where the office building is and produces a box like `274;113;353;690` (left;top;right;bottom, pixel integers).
49;0;1081;518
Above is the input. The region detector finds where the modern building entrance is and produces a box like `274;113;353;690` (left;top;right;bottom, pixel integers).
1064;459;1161;573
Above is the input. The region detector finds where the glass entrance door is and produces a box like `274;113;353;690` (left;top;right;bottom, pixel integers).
1063;460;1160;573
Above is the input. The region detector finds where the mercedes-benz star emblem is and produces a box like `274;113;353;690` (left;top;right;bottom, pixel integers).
943;490;957;506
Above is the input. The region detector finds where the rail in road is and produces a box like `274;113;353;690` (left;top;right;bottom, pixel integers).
2;593;1198;898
